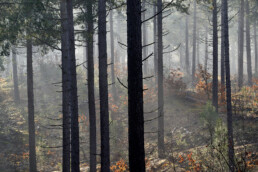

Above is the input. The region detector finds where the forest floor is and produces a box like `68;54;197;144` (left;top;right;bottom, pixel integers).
143;93;258;172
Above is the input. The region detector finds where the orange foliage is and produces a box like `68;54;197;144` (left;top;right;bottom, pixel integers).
178;154;184;163
165;68;186;95
110;159;129;172
178;152;202;172
195;66;212;99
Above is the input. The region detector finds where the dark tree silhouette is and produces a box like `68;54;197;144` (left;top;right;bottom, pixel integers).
86;0;97;171
221;0;225;88
127;0;146;171
157;0;164;158
245;0;252;86
60;0;79;171
222;0;235;171
98;0;110;171
27;38;37;172
238;0;244;89
254;22;258;75
212;0;218;112
60;1;70;171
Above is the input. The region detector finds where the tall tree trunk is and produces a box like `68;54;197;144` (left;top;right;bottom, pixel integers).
157;0;164;158
221;0;225;88
86;0;97;171
60;0;80;171
185;15;190;74
153;1;157;75
180;44;184;70
238;0;244;89
142;0;148;75
127;0;146;171
12;46;20;104
27;38;37;172
205;27;208;72
67;0;80;170
192;0;197;82
245;0;252;86
60;1;70;171
197;28;200;68
110;9;117;103
212;0;218;112
254;22;258;75
222;0;235;171
98;0;110;171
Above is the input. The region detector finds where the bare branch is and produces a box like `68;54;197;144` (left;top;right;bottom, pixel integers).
117;77;128;89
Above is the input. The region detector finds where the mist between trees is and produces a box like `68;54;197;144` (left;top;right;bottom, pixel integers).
0;0;257;172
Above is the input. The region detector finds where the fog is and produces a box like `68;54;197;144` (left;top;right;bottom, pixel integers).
0;0;257;171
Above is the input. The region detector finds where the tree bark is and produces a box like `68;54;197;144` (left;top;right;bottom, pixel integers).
109;9;117;103
98;0;110;171
67;0;80;170
185;16;190;74
60;1;70;171
197;28;200;68
60;0;80;171
153;2;157;75
205;27;208;73
86;0;97;171
142;0;148;75
27;38;37;172
157;0;164;158
245;0;252;86
12;46;20;104
192;0;197;82
221;0;225;88
212;0;218;112
222;0;235;171
127;0;146;171
238;0;244;89
254;22;258;75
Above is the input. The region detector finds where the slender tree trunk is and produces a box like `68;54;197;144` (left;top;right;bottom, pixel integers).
197;28;200;68
98;0;110;171
238;0;244;89
254;22;258;75
153;1;157;75
180;44;184;70
27;38;37;172
67;0;79;170
245;0;252;86
60;1;70;171
157;0;164;158
110;9;117;103
60;0;80;171
221;1;225;88
205;27;208;72
142;0;148;75
5;55;10;77
12;46;20;104
86;1;97;171
127;0;146;171
212;0;218;112
222;0;235;171
192;0;197;82
185;16;190;74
